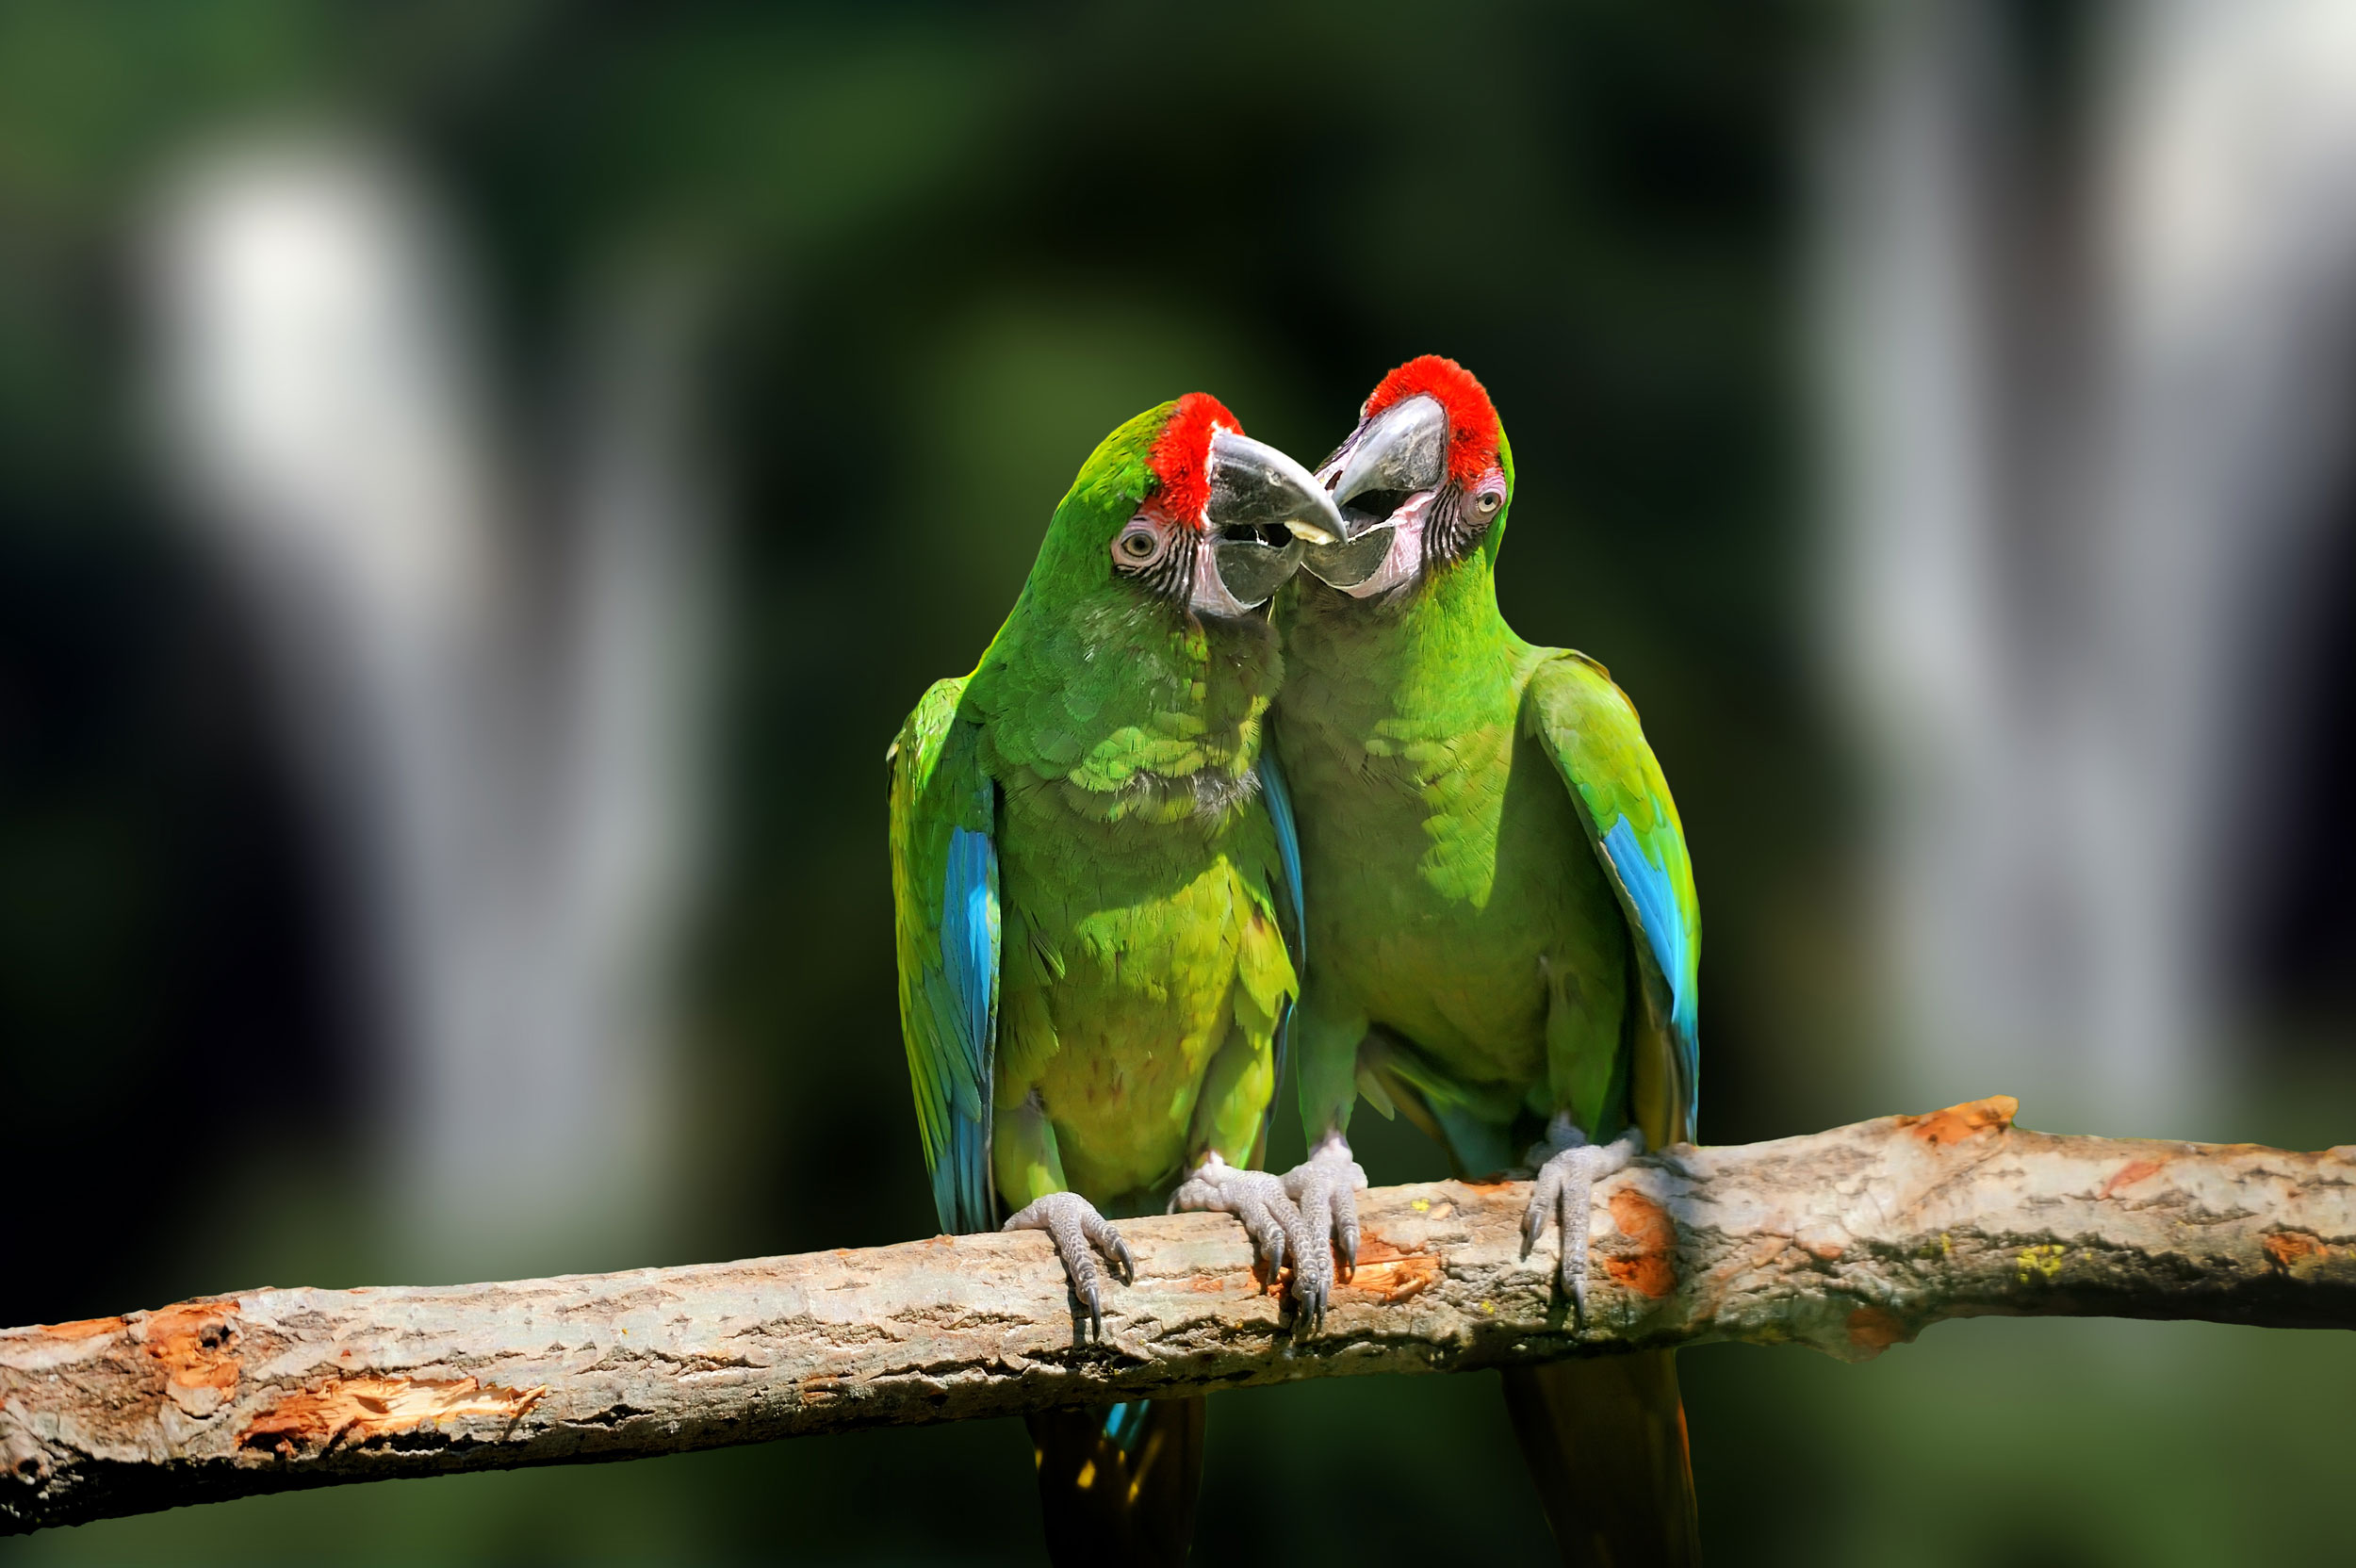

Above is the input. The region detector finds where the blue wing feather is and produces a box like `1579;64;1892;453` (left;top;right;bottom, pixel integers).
936;796;1000;1233
1603;816;1698;1119
1524;654;1702;1146
890;678;1002;1237
1256;749;1305;1157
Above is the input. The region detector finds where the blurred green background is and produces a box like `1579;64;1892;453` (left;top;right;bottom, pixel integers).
4;2;2352;1563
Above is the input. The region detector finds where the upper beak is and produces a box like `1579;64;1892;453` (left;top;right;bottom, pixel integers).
1324;393;1448;522
1298;393;1448;590
1190;431;1347;613
1205;431;1346;546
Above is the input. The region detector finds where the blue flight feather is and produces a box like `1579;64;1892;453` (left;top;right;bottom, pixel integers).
1603;814;1698;1127
1256;750;1306;1153
938;809;1000;1233
1100;1401;1150;1451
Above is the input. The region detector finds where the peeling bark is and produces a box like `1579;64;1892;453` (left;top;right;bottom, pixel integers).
7;1098;2353;1534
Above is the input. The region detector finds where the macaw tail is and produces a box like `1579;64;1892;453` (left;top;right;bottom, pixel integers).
1025;1396;1204;1568
1501;1349;1700;1566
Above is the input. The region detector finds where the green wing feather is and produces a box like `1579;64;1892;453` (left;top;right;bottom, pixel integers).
888;675;1000;1232
1522;652;1700;1145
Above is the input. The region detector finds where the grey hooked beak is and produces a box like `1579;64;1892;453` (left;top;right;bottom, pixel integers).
1195;431;1347;612
1301;393;1449;589
1328;393;1448;519
1206;430;1345;546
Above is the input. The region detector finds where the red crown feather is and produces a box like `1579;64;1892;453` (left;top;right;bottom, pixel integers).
1146;391;1240;531
1363;355;1501;485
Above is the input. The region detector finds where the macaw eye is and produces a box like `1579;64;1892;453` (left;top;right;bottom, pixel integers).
1473;490;1501;514
1113;521;1168;569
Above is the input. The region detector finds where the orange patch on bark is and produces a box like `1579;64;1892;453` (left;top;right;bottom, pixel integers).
1795;1225;1847;1262
38;1315;125;1341
238;1376;548;1456
2263;1231;2326;1272
1605;1190;1677;1298
138;1302;240;1410
1896;1096;2018;1147
1339;1233;1440;1305
1846;1306;1913;1352
2100;1159;2165;1199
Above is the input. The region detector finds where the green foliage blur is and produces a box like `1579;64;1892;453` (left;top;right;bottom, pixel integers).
1;3;2348;1564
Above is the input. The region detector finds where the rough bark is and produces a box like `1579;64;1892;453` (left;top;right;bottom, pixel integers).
7;1097;2353;1534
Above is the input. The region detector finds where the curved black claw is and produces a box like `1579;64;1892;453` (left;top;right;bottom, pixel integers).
1520;1119;1644;1321
1170;1154;1305;1287
1279;1134;1369;1330
1004;1191;1135;1341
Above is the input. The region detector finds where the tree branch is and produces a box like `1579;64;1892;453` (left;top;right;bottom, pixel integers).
8;1097;2353;1533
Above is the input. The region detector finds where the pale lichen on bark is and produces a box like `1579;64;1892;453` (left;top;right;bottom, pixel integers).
6;1097;2352;1533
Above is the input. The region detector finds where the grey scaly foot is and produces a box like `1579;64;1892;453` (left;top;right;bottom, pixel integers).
1170;1153;1309;1289
1279;1133;1368;1330
1004;1191;1135;1341
1521;1115;1644;1320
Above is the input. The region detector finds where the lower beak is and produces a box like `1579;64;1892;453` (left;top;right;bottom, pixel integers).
1206;532;1303;610
1299;528;1396;590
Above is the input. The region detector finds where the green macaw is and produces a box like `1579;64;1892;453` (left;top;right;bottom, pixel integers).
888;392;1343;1567
1270;355;1704;1565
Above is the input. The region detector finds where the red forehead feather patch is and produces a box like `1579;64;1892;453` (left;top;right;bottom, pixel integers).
1364;354;1501;485
1146;391;1239;531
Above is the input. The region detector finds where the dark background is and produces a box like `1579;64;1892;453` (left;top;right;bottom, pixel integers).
3;4;2350;1564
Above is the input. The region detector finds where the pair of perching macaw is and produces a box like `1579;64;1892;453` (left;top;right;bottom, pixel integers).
888;358;1703;1566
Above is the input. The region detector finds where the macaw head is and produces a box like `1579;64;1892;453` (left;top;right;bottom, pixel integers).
1068;391;1345;621
1301;355;1513;596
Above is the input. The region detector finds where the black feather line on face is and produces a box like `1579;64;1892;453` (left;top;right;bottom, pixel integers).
1130;524;1195;603
1423;479;1488;571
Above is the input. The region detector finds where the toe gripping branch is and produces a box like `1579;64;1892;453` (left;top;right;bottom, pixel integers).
1170;1156;1301;1288
1522;1118;1645;1319
1170;1136;1367;1332
1282;1135;1369;1327
1003;1192;1136;1340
